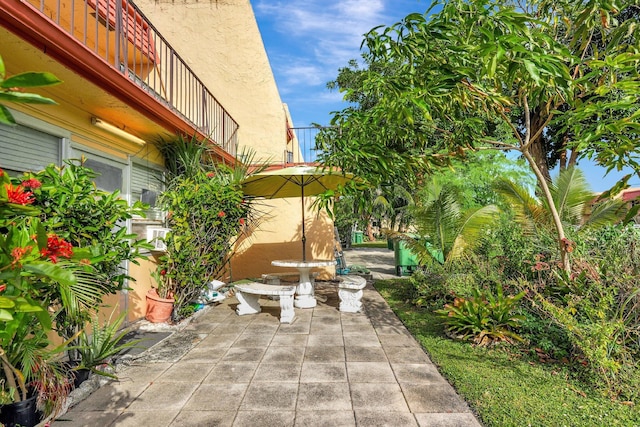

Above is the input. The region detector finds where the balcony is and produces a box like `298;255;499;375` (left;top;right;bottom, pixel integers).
1;0;238;158
287;126;330;165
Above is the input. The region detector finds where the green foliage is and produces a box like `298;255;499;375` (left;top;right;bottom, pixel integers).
391;182;499;265
25;160;151;342
76;309;141;378
154;136;256;321
0;54;62;125
0;157;148;414
376;279;640;426
0;169;85;410
33;160;151;291
409;267;476;309
157;170;250;319
531;225;640;401
435;151;536;209
435;285;526;346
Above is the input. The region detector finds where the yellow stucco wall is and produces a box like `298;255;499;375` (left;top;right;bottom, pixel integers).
135;0;337;282
232;198;336;281
135;0;288;162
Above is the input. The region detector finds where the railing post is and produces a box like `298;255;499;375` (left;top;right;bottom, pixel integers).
114;0;122;72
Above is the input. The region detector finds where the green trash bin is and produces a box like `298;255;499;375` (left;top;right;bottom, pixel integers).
352;231;364;244
393;239;419;276
386;238;394;250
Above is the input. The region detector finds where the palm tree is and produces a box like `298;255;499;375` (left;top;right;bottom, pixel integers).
387;182;499;265
495;167;627;239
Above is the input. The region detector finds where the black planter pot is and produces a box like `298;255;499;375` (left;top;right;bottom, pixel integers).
0;392;41;427
64;360;91;388
72;368;91;388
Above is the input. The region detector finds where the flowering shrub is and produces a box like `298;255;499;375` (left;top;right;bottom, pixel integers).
155;168;252;319
0;169;88;412
0;160;150;414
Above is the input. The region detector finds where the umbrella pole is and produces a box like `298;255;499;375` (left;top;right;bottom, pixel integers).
301;184;306;261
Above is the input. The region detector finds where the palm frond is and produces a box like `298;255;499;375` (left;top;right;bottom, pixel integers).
415;188;461;257
549;167;594;224
581;198;627;230
494;178;545;235
449;204;500;260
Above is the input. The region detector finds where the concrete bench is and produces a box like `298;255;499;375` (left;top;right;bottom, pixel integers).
234;282;296;323
337;275;367;313
261;271;319;285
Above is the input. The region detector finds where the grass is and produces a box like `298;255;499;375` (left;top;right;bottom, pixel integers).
351;240;389;249
374;278;640;427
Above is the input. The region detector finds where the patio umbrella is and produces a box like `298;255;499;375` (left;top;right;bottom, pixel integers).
241;165;354;261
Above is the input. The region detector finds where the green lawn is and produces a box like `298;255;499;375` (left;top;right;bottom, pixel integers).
351;240;389;249
374;279;640;427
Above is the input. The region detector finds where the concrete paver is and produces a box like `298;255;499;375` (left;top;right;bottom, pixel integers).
54;248;482;427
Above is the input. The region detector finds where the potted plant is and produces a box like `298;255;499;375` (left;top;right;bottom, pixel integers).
0;173;83;425
72;309;142;384
152;136;257;321
146;267;175;323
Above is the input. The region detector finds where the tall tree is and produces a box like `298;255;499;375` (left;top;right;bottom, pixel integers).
321;0;640;271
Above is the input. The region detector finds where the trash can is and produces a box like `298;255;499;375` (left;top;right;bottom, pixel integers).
394;238;419;276
352;231;364;244
387;238;394;250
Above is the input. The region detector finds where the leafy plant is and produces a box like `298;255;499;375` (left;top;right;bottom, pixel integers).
388;182;499;266
154;136;257;320
0;54;61;125
436;284;526;346
495;167;627;239
9;160;151;361
0;169;90;414
532;229;640;401
75;309;141;379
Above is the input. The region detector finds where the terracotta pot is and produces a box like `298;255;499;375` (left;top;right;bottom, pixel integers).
145;288;174;323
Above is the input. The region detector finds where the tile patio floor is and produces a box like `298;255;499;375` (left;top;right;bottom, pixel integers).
52;248;482;427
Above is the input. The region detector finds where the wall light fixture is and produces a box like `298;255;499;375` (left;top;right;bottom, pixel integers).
91;117;146;146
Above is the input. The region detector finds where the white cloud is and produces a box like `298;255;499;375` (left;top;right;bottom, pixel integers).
255;0;388;66
253;0;425;125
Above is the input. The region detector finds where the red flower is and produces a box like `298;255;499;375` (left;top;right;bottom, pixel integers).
0;169;4;177
217;211;226;218
21;178;42;189
40;235;73;263
5;184;34;205
206;172;215;178
160;269;167;276
10;246;32;267
0;284;5;293
239;218;245;226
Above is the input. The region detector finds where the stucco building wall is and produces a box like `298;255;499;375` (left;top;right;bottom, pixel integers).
136;0;287;162
136;0;336;281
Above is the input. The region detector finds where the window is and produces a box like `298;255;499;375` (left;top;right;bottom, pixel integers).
0;122;61;174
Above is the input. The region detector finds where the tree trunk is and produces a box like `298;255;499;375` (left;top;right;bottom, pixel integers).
568;148;579;167
366;221;375;241
522;150;571;273
528;112;551;181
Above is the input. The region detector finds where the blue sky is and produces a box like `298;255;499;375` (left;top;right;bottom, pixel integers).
253;0;638;192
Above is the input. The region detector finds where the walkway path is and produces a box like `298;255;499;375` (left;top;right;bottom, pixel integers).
54;248;481;427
